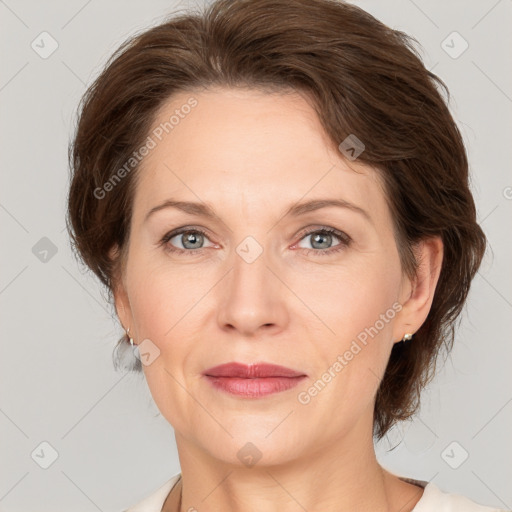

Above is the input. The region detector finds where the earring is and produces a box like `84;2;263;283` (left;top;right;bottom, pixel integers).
402;333;413;342
126;327;134;347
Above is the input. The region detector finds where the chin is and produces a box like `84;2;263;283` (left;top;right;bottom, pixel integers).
200;422;306;466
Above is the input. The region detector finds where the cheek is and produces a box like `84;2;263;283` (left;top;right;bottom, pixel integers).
126;256;201;340
295;256;401;394
127;261;198;424
296;258;400;337
294;272;398;425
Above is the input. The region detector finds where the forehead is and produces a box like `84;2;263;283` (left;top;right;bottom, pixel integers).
132;87;387;223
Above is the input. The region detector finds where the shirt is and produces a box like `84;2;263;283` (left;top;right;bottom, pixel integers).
123;473;509;512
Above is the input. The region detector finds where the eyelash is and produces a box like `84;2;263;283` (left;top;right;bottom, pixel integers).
159;226;352;257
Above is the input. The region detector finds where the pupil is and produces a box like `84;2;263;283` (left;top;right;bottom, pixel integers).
184;232;201;249
313;233;331;249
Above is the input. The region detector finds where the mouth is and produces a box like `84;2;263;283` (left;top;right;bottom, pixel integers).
203;362;307;398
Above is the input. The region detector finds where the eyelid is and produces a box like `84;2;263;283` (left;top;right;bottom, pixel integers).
159;226;214;251
294;225;351;245
291;226;352;256
159;225;352;255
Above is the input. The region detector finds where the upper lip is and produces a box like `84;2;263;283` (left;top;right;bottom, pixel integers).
203;362;306;378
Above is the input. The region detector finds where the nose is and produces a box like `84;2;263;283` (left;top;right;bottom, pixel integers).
216;246;289;338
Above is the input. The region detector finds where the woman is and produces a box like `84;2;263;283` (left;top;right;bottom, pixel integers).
66;0;504;510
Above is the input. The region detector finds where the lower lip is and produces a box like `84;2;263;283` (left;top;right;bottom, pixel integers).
204;376;307;398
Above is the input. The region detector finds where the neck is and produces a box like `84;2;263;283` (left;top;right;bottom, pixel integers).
164;414;422;512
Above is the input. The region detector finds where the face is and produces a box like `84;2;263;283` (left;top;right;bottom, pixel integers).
113;86;420;467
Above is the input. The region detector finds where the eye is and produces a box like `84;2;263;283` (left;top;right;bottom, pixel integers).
159;228;215;254
295;227;351;256
159;226;351;257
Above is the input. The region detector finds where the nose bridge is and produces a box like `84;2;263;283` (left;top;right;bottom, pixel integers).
232;234;270;291
216;233;287;335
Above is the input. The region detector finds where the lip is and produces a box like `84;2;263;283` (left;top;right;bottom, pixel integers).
203;362;306;378
203;362;307;398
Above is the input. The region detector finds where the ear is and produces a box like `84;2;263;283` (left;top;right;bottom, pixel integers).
393;236;444;343
108;244;133;334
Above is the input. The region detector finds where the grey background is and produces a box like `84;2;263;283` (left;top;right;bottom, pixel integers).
1;0;511;510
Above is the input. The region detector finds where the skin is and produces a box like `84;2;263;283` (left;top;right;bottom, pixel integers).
111;87;443;512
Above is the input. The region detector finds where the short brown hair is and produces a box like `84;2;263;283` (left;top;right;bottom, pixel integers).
66;0;486;440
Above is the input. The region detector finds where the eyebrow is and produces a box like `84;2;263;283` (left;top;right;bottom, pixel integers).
144;198;372;224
